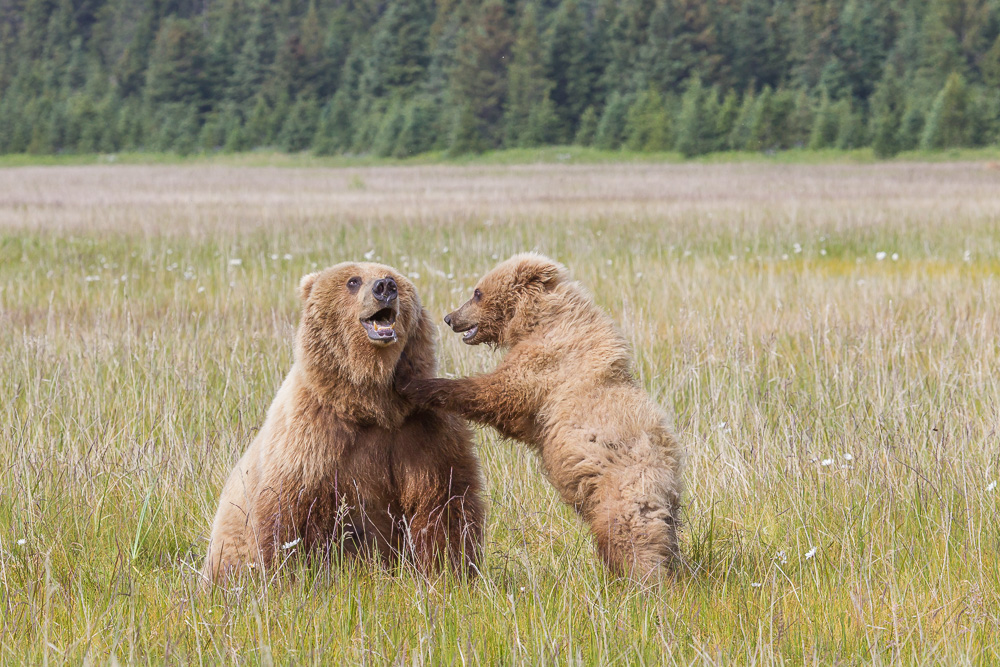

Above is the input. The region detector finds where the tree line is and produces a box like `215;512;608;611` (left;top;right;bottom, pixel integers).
1;0;999;158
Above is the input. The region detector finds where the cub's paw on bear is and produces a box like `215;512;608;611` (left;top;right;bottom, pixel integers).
202;262;485;586
399;253;684;580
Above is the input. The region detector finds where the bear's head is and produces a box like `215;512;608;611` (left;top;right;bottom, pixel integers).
443;252;568;348
295;262;435;390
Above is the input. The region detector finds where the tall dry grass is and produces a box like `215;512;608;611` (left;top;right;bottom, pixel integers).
1;162;999;663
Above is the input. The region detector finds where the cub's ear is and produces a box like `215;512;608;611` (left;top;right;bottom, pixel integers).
511;253;567;289
298;272;319;302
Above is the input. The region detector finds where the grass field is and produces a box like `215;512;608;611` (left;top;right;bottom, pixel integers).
1;161;999;664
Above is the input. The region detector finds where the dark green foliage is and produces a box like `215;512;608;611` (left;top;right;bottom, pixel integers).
574;105;598;146
675;78;712;157
594;92;629;150
1;0;999;157
279;96;320;152
921;72;970;149
871;67;904;158
625;88;670;151
808;90;839;150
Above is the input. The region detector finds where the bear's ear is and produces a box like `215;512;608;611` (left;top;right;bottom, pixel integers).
298;272;319;302
513;254;567;289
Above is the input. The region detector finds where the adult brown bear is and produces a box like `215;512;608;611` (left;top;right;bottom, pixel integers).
202;262;484;585
398;253;683;579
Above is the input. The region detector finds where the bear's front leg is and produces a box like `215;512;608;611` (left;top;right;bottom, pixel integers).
398;374;537;443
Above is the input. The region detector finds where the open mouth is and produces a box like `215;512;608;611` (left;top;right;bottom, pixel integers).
454;324;478;344
360;307;398;345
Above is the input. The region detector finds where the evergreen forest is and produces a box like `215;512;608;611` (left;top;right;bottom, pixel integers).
1;0;1000;157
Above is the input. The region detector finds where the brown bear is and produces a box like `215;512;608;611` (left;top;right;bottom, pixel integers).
398;253;683;579
202;262;485;585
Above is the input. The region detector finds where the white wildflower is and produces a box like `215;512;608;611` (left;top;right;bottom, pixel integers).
987;481;997;492
85;275;100;282
283;253;293;260
843;453;853;461
963;250;972;263
197;286;206;294
442;246;449;254
282;538;301;550
408;272;421;280
793;243;802;254
750;582;762;588
270;254;278;260
229;258;242;266
364;249;375;260
16;538;26;546
781;254;789;260
820;248;827;256
821;458;834;467
876;251;887;261
805;547;817;560
891;253;899;261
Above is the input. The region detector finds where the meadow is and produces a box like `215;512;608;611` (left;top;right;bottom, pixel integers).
1;160;999;664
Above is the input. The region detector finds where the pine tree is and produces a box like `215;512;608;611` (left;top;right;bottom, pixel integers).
574;106;598;146
675;77;710;157
543;0;594;142
625;88;670;151
278;95;319;152
808;90;839;149
394;95;437;157
834;98;865;149
921;71;970;149
871;66;904;158
313;89;354;155
594;92;629;150
504;3;551;147
714;89;740;151
450;0;513;150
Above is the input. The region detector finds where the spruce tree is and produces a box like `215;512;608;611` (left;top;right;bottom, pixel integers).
574;106;598;146
921;72;970;149
279;95;319;152
871;66;904;158
504;3;551;148
676;77;709;158
625;88;670;151
450;0;513;150
594;92;629;150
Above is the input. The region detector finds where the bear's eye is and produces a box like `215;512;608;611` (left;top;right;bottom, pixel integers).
347;277;362;292
473;288;482;301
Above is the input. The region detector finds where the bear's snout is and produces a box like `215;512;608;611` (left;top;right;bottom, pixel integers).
372;277;398;304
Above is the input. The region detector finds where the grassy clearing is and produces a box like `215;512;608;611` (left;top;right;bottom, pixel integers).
1;161;999;663
1;145;1000;170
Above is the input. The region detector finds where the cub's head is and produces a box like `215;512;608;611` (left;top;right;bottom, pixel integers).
296;262;434;386
444;253;567;348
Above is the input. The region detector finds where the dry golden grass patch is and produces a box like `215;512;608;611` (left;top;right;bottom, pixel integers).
1;161;998;664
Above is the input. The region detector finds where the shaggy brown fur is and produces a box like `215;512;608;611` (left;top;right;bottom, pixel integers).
398;253;683;578
202;262;484;585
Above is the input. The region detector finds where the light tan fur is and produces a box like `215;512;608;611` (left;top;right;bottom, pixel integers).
203;262;484;585
399;253;683;578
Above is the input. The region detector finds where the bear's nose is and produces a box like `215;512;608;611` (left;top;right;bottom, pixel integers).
372;277;397;303
444;313;452;326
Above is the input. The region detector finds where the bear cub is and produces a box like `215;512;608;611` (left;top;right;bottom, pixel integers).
399;253;683;578
203;262;485;584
